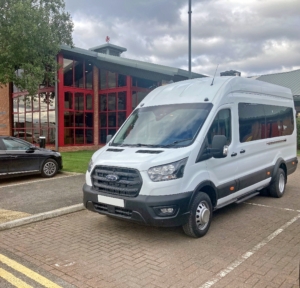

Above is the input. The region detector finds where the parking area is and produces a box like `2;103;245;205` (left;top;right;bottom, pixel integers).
0;168;299;287
0;172;85;223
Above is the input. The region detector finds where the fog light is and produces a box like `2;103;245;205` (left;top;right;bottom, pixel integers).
153;206;177;217
160;208;174;214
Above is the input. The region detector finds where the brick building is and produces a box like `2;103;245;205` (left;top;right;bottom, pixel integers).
0;85;11;136
2;43;205;151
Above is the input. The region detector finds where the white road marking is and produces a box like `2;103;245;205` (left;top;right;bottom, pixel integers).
54;261;75;267
0;173;82;189
245;202;300;213
199;214;300;288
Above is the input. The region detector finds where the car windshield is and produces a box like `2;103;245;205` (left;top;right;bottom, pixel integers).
112;103;213;148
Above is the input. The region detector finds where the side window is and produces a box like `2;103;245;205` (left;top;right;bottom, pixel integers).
207;109;231;147
2;139;30;151
264;106;294;137
239;103;265;143
239;103;294;142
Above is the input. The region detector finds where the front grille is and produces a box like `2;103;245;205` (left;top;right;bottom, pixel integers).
91;166;142;197
94;203;132;218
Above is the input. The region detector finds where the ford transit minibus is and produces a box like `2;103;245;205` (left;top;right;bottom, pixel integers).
83;76;298;237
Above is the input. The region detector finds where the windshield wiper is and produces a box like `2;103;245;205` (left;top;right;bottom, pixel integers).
121;143;162;148
163;138;193;147
136;143;164;147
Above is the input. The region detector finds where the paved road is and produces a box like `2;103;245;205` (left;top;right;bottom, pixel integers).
0;169;299;287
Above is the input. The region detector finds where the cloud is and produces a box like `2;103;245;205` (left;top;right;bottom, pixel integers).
64;0;300;77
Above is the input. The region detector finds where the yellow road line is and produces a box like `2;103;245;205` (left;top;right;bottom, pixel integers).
0;254;62;288
0;268;33;288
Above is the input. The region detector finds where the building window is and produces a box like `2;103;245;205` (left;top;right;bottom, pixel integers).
132;91;149;110
63;58;73;86
99;69;127;90
63;57;93;89
63;91;94;145
132;76;157;89
12;92;56;144
99;91;127;144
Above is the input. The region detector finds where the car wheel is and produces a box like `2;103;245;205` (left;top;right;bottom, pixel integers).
183;192;212;238
41;159;58;178
268;168;286;198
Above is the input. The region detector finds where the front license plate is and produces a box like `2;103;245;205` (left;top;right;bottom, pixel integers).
97;195;124;208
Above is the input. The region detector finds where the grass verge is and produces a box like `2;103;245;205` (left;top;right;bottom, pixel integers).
61;150;95;173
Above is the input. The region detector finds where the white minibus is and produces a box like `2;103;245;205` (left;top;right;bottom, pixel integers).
83;77;298;237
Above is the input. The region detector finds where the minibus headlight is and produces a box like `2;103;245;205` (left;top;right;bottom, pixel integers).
87;158;94;172
147;158;188;182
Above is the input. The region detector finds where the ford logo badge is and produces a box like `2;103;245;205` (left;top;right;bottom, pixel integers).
106;174;119;181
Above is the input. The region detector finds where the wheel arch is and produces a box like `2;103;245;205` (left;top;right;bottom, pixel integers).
272;158;287;183
189;181;218;209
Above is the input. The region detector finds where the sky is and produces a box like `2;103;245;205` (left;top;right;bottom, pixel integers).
64;0;300;77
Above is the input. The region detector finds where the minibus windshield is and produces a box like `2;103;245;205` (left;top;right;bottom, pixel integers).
111;103;213;148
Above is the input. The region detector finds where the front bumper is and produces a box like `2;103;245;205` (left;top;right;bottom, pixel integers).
83;183;192;227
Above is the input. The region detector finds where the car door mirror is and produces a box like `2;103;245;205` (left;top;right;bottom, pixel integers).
211;135;228;158
26;146;36;153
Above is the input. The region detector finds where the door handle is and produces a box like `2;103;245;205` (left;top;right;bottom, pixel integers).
231;152;237;157
240;149;246;154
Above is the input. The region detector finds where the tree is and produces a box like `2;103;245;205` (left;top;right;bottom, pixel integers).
0;0;73;95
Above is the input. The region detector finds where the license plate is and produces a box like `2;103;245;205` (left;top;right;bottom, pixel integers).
97;195;124;208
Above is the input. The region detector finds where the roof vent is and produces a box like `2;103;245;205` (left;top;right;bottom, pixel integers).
89;43;127;57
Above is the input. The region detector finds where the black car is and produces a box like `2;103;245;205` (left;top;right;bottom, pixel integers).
0;136;62;179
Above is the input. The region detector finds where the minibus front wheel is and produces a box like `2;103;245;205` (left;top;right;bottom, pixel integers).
183;192;212;238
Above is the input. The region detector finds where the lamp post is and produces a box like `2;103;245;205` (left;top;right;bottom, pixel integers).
188;0;192;79
55;58;58;151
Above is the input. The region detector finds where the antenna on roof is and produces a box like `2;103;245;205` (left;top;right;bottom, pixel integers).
211;64;219;86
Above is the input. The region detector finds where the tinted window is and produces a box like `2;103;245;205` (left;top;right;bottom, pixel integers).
264;105;294;137
207;109;231;146
239;103;265;142
239;103;294;143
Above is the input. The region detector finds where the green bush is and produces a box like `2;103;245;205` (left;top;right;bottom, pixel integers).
297;118;300;149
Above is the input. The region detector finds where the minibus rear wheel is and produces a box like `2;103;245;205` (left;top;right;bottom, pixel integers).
183;192;212;238
268;168;286;198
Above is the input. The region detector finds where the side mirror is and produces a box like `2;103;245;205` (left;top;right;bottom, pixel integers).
26;146;36;153
211;135;228;158
106;134;112;144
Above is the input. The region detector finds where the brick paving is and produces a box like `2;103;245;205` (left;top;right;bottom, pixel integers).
0;168;299;287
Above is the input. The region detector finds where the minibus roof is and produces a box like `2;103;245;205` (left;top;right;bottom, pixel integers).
142;76;293;107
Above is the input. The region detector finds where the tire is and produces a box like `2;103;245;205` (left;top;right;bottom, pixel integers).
183;192;212;238
268;168;286;198
41;159;58;178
